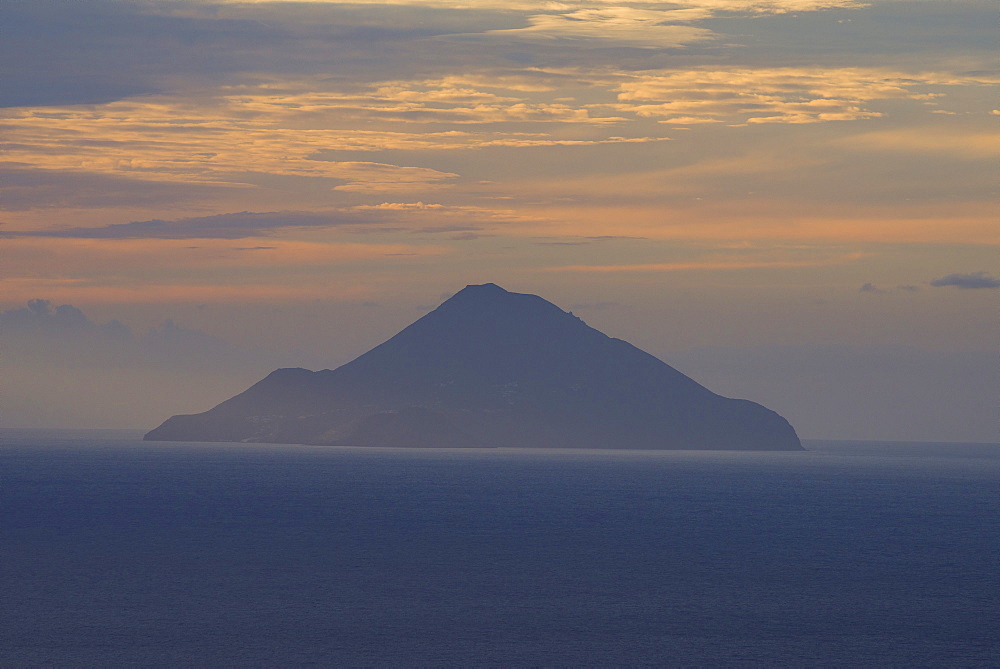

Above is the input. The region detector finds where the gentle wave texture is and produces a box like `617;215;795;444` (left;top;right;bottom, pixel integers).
2;430;998;666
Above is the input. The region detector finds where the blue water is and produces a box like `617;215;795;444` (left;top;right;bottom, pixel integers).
1;430;998;666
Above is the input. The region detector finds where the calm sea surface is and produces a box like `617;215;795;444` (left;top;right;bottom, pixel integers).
2;429;998;667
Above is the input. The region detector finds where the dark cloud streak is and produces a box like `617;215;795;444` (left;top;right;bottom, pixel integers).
2;210;381;240
930;272;1000;289
1;207;506;240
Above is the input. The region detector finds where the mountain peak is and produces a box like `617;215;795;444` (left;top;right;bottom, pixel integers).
461;282;506;293
444;282;513;305
424;282;565;330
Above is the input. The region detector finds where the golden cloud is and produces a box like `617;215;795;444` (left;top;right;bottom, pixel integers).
480;7;715;47
0;75;638;192
0;100;464;190
2;64;991;206
610;67;989;125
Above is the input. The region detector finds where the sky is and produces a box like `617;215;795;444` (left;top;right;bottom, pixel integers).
1;0;996;441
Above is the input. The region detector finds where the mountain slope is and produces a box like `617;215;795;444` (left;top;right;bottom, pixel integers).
145;283;802;450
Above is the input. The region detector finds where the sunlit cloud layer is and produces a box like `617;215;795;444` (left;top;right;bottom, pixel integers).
477;8;715;47
613;68;995;125
2;66;989;198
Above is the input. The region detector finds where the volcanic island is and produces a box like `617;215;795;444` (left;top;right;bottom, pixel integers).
146;283;801;450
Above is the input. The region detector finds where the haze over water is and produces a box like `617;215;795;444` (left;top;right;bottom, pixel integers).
3;429;997;666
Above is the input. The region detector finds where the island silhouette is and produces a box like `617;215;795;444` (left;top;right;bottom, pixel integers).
145;283;802;450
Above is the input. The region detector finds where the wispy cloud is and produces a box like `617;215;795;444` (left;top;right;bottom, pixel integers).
1;94;465;189
478;8;715;48
4;63;984;206
6;211;373;240
2;203;528;239
610;67;991;125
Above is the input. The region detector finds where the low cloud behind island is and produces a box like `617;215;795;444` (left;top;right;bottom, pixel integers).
1;0;996;441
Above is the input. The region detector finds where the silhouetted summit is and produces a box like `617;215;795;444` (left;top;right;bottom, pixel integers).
145;284;802;450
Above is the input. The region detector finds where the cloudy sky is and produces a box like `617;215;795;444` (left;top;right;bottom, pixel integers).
1;0;996;441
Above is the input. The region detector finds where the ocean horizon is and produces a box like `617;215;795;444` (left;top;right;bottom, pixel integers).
2;428;998;666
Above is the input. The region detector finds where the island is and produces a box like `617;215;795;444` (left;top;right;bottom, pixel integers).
145;283;802;450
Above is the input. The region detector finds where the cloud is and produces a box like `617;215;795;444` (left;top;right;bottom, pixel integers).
4;13;992;215
5;203;526;240
862;283;929;294
1;96;462;189
610;67;990;125
8;61;986;201
2;0;508;108
0;298;125;342
9;211;371;240
478;8;715;48
0;298;236;370
0;77;645;195
930;272;1000;290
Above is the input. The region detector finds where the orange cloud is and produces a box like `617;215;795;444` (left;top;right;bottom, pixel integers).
3;65;989;199
480;8;715;47
611;67;996;125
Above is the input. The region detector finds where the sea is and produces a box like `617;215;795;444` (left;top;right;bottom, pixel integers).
1;429;998;667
